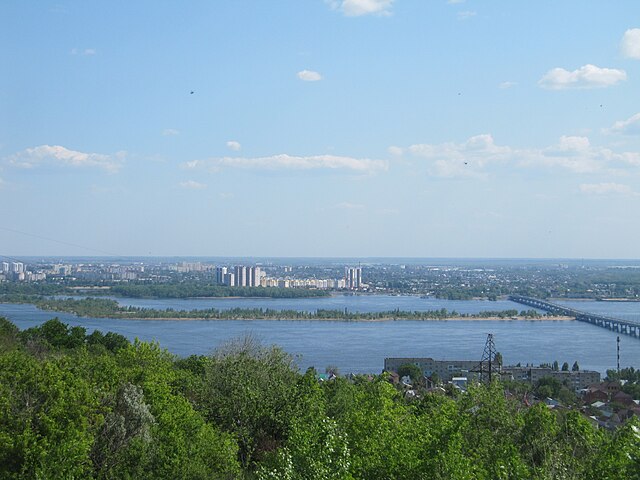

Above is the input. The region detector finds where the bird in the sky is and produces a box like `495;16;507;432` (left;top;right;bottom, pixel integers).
190;91;194;95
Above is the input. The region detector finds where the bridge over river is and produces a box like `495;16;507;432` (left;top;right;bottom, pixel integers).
509;295;640;339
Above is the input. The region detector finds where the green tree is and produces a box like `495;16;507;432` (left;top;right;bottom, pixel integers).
201;335;298;470
0;350;99;479
397;363;423;385
562;362;569;371
494;352;503;368
91;382;155;476
258;370;351;480
535;376;562;399
572;361;580;372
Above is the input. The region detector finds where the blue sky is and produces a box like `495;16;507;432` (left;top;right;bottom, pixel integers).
1;0;640;258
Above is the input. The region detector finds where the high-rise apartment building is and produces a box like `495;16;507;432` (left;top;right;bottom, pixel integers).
245;266;263;287
224;272;235;287
234;266;247;287
216;266;228;284
345;267;362;290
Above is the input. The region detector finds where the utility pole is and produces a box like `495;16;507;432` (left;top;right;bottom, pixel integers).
473;333;500;384
617;336;620;374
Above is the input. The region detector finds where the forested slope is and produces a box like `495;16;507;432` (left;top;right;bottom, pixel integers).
0;317;637;479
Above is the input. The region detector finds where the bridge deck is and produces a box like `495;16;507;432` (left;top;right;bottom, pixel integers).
509;295;640;339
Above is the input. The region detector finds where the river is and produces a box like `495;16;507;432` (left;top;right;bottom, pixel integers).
1;295;638;375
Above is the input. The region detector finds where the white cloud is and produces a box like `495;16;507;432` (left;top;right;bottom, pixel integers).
605;112;640;135
447;0;465;4
335;202;365;210
297;70;323;82
226;140;242;151
327;0;394;17
579;182;636;196
179;180;207;190
219;192;234;199
71;48;96;56
7;145;123;173
403;134;640;177
162;128;179;136
378;208;399;215
184;154;387;174
408;134;512;177
387;146;404;156
538;64;627;90
621;28;640;59
457;10;476;20
499;81;517;89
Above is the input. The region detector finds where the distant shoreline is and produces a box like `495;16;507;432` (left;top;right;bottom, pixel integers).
95;315;576;322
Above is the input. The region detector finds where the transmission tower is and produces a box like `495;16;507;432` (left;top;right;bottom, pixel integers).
472;333;501;384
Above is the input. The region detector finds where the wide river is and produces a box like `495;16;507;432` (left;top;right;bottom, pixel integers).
1;295;638;375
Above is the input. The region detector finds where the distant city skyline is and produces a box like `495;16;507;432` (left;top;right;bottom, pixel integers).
1;1;640;258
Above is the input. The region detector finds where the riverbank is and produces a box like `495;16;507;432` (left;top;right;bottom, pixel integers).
0;294;562;322
117;315;575;322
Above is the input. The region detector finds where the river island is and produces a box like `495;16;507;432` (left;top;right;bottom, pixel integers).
0;295;574;322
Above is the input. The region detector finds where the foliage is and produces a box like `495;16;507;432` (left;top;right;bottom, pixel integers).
200;335;299;470
397;363;423;385
0;316;638;479
0;294;557;321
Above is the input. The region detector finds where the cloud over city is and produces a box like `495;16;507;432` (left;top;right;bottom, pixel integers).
226;141;242;151
183;154;387;174
70;48;96;56
397;134;640;177
6;145;124;173
605;113;640;136
621;28;640;59
179;180;207;190
538;64;627;90
327;0;394;17
579;182;636;196
297;70;323;82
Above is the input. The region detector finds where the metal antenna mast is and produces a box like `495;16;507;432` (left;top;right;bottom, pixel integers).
617;336;620;374
473;333;500;384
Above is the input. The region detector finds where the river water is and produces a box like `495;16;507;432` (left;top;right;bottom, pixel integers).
1;295;638;375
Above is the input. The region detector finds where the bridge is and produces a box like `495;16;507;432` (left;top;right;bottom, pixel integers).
509;295;640;339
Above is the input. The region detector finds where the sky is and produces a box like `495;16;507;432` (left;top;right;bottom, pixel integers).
1;0;640;258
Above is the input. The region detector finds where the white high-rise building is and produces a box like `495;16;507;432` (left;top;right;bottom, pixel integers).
1;262;9;273
216;266;228;284
235;266;248;287
345;267;362;290
245;266;263;287
224;272;236;287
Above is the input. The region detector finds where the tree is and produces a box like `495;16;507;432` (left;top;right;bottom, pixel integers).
562;362;569;372
258;371;350;480
572;361;580;372
552;360;559;371
397;363;423;385
201;335;298;470
494;352;503;368
325;365;340;377
535;377;562;399
91;382;155;476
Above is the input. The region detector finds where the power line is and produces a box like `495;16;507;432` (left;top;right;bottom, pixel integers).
0;226;116;256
